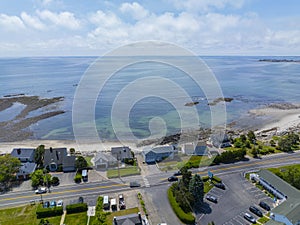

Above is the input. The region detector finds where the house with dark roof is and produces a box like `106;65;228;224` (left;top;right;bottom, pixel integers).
11;148;35;163
182;142;208;156
44;148;76;172
113;212;143;225
252;170;300;225
142;145;176;163
94;152;118;170
111;146;132;162
16;162;37;180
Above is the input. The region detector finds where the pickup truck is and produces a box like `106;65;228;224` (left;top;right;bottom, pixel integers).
35;187;47;194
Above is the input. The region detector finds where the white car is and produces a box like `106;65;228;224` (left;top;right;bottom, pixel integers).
57;200;63;207
35;187;47;194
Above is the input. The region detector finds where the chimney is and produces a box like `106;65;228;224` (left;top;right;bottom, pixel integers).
17;148;21;155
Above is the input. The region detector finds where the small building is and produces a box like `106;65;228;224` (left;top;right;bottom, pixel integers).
182;142;208;156
252;170;300;225
11;148;35;163
16;162;37;180
113;212;143;225
210;133;231;148
94;152;118;170
44;147;76;172
142;145;176;163
111;146;132;162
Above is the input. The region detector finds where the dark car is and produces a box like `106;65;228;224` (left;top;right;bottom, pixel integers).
168;176;178;182
50;200;56;208
130;181;141;188
78;196;84;204
259;201;271;211
206;195;218;203
43;201;50;208
249;206;263;217
244;213;256;223
214;182;225;190
119;194;126;210
173;171;182;176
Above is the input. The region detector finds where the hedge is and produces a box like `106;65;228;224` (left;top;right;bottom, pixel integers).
66;203;88;214
202;175;222;183
167;187;195;224
36;205;63;219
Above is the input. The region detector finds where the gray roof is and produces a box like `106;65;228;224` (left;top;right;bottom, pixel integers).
148;146;174;154
44;148;67;165
94;152;117;164
259;170;300;224
11;148;35;160
18;162;36;175
111;146;131;153
114;213;142;225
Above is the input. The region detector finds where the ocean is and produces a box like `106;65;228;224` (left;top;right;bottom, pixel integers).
0;56;299;141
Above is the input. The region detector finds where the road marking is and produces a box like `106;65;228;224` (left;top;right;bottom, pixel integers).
142;176;150;188
0;183;126;202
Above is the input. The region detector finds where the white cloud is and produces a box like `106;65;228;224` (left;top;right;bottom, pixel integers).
169;0;245;13
0;14;25;31
21;12;45;30
89;10;121;27
120;2;149;20
37;10;81;30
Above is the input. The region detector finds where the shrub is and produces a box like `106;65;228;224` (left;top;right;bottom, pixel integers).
36;205;63;219
51;176;60;186
66;203;88;214
74;173;82;183
167;187;195;224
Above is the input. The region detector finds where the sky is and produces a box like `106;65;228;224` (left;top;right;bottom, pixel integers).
0;0;299;56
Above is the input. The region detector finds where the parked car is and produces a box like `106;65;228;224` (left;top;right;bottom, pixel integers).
259;201;271;211
173;171;182;176
119;194;126;210
50;200;56;208
57;200;63;207
168;176;178;182
35;187;47;194
43;201;50;208
206;195;218;203
214;182;225;190
244;213;256;223
111;198;117;211
78;196;84;204
249;206;263;217
130;181;141;188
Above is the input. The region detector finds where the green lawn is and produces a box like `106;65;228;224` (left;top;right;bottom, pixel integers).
204;180;214;193
84;156;94;167
107;166;141;178
268;164;300;175
0;204;61;225
106;207;139;225
64;211;87;225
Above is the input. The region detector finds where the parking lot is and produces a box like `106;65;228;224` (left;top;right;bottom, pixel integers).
199;172;274;225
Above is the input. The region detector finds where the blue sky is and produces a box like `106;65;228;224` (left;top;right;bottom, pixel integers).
0;0;299;56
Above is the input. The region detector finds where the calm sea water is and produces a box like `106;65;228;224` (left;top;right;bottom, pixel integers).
0;56;299;140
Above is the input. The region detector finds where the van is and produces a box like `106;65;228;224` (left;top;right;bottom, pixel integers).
111;198;117;211
103;195;110;210
82;169;88;182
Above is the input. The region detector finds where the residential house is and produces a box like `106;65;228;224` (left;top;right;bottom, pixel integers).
94;152;118;170
111;146;132;162
252;170;300;225
44;148;76;172
181;142;208;156
11;148;36;180
142;145;176;163
16;162;37;180
210;133;231;148
11;148;35;163
113;212;143;225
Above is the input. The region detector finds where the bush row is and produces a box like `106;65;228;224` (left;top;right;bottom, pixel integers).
167;187;195;224
66;203;88;214
36;205;63;219
202;175;222;183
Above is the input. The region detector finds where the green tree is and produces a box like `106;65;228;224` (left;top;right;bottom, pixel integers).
51;176;60;186
189;174;204;210
278;138;293;152
70;148;75;155
30;169;44;188
75;156;88;170
43;173;52;188
0;155;21;189
35;145;45;167
247;130;256;143
180;166;192;187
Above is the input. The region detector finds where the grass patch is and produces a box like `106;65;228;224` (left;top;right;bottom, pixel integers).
84;156;93;167
64;211;87;225
107;166;141;178
106;208;139;225
0;204;62;225
257;216;270;224
204;181;214;193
